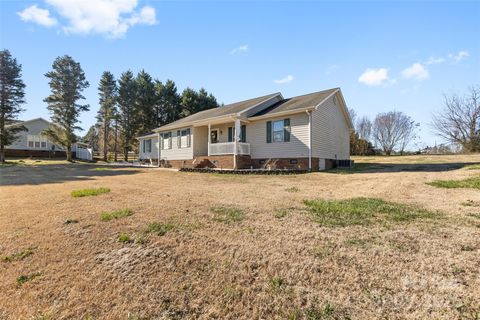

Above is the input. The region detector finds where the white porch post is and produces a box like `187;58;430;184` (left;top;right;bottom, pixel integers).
234;118;241;170
157;132;161;167
307;110;312;171
207;123;211;156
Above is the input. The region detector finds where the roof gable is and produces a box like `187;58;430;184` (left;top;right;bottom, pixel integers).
154;92;281;131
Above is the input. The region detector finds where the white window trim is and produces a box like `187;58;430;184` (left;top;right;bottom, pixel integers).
27;135;48;149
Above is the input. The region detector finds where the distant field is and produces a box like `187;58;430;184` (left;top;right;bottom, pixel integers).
0;154;479;319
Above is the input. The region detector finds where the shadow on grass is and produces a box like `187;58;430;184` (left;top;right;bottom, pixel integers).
0;163;141;186
327;162;479;174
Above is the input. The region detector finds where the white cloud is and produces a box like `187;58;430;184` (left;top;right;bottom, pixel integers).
401;63;429;81
448;50;469;63
273;75;294;84
17;0;157;38
230;44;249;55
17;5;57;27
358;68;389;86
425;56;445;65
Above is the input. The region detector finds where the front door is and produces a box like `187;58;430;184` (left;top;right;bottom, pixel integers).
210;129;219;143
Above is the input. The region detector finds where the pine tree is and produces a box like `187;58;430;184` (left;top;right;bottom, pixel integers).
97;71;117;161
0;49;26;163
180;87;219;117
155;79;180;126
117;70;139;161
135;70;156;133
43;55;89;162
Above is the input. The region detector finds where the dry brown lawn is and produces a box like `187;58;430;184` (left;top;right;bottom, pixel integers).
0;155;479;319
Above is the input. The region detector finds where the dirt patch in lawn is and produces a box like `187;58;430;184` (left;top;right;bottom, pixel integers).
0;155;479;319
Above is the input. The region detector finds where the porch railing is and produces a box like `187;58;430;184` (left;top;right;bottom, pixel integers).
209;142;250;155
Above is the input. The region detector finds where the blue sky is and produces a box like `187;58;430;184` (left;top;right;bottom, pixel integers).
1;0;479;148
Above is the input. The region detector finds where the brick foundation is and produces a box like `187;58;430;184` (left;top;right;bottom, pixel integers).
5;149;74;158
146;155;340;171
250;157;319;170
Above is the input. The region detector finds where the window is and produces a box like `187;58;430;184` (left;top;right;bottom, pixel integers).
267;119;290;143
176;129;191;148
143;139;152;153
28;135;48;149
228;125;246;143
273;120;284;142
161;132;172;150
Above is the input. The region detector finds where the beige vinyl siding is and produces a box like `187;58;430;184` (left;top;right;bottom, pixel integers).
6;118;60;150
138;136;159;160
193;126;208;156
248;113;310;159
159;128;193;160
311;93;350;160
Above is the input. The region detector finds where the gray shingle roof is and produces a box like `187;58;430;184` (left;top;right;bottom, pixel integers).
251;88;338;117
154;88;342;131
156;92;280;130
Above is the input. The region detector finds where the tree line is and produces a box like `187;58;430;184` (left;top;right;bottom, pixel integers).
348;109;419;156
86;69;219;161
0;48;479;163
0;50;219;162
348;85;479;156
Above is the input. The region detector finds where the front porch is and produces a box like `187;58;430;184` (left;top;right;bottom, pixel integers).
209;142;250;156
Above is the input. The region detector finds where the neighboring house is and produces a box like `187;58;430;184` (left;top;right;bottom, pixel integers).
137;87;353;170
4;117;92;160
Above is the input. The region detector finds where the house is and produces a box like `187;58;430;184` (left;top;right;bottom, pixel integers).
137;88;353;171
4;117;92;160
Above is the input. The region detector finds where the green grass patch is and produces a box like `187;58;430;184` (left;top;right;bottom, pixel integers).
118;233;133;243
326;162;376;174
304;197;439;227
0;161;17;168
146;222;176;236
17;272;41;286
3;248;34;262
285;186;300;193
100;208;133;221
268;276;284;292
71;187;110;197
211;206;245;224
273;208;289;219
427;176;480;189
91;167;114;171
465;164;480;170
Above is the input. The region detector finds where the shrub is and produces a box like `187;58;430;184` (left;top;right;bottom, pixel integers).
71;187;110;197
100;208;133;221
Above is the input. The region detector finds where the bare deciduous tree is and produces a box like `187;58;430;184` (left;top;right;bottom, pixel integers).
373;111;417;155
432;86;480;153
356;116;372;141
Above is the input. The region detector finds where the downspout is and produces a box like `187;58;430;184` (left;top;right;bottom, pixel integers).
233;119;238;170
306;110;312;171
157;132;161;167
207;123;211;156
